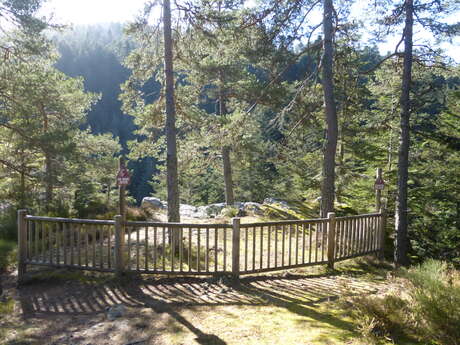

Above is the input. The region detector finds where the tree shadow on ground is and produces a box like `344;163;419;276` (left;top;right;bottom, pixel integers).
9;266;384;344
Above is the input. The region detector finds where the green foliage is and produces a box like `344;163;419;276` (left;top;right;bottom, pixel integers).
0;208;18;241
404;260;460;345
0;239;16;272
220;206;239;218
345;294;408;342
347;260;460;345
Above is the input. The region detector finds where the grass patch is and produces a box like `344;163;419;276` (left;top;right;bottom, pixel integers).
344;259;460;345
0;297;14;315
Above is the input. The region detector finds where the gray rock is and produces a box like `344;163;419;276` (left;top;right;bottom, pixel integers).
141;197;167;210
107;304;126;321
202;203;226;217
180;204;212;218
263;198;289;208
241;202;264;215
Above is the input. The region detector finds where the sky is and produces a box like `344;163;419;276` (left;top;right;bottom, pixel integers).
39;0;149;25
40;0;458;62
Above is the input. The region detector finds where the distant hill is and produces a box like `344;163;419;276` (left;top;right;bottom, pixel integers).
51;23;157;203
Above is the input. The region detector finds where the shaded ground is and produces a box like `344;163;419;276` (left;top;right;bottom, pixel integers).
0;259;394;345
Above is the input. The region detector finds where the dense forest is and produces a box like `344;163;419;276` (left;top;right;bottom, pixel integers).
0;0;459;267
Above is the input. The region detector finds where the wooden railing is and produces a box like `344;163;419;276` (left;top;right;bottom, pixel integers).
20;213;115;272
17;209;386;282
237;218;330;274
123;220;232;274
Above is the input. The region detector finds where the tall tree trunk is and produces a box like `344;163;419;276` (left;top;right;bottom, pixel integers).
19;151;26;209
218;90;235;205
20;169;26;209
41;103;53;211
336;138;344;203
320;0;338;217
163;0;180;247
106;183;111;209
395;0;413;266
222;146;234;205
44;153;53;210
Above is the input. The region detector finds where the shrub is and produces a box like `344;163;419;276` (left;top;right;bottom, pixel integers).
344;294;409;342
405;260;460;345
95;207;148;221
220;206;239;218
0;240;16;272
0;208;17;241
347;260;460;345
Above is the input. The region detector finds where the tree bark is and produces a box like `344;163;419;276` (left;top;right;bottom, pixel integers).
41;103;53;212
20;169;26;209
19;151;26;209
394;0;413;267
163;0;180;247
320;0;338;218
222;146;234;205
44;153;53;210
336;139;344;203
218;90;235;206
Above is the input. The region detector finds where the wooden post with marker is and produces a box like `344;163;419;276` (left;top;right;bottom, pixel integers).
116;156;130;275
375;168;384;212
379;200;388;260
232;217;241;279
114;215;124;275
327;212;336;269
118;157;127;223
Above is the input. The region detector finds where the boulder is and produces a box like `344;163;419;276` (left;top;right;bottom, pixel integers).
263;198;289;208
141;197;167;210
241;202;264;215
106;304;126;321
201;203;226;217
179;204;199;218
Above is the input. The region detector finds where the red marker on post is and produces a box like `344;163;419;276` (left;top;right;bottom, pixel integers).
374;168;384;211
374;176;385;191
117;165;131;186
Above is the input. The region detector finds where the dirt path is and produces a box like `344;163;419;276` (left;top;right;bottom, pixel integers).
0;261;388;345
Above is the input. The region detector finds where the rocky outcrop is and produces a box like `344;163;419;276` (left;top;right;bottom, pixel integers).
263;198;289;208
141;197;167;210
141;197;266;219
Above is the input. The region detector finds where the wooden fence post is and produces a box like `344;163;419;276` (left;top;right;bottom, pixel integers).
327;212;336;269
114;215;125;275
17;209;27;284
232;217;240;278
375;168;383;211
379;202;387;260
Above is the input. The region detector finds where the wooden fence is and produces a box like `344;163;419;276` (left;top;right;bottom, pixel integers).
17;210;386;282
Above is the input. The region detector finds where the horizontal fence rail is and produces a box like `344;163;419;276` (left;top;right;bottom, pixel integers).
16;210;386;282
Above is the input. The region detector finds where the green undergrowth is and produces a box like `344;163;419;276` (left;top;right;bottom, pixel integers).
261;200;362;221
343;259;460;345
0;240;16;272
